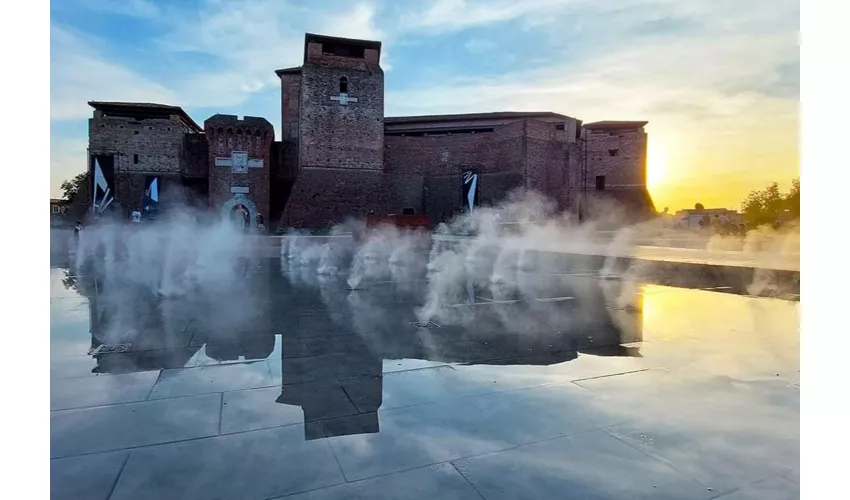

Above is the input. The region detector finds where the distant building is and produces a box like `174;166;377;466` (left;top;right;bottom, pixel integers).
85;33;655;230
674;208;743;228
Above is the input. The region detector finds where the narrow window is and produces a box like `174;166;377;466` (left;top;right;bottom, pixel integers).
339;76;349;94
595;175;606;191
133;154;139;164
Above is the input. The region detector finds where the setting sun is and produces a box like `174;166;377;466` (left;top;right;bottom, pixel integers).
646;140;667;190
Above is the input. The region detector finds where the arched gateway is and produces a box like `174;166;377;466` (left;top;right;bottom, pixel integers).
221;194;258;228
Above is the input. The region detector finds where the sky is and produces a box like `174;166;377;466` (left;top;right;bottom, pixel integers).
49;0;799;212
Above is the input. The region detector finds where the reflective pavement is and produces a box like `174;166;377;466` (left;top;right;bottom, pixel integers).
50;258;799;500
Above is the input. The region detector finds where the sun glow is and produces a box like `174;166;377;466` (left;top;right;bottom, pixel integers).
646;140;668;189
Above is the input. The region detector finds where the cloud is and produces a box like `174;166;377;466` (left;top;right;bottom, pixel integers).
399;0;570;33
155;1;387;107
464;38;497;54
50;25;178;121
78;0;161;19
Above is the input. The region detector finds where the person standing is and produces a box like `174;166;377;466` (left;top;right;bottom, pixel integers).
256;213;265;231
131;208;142;224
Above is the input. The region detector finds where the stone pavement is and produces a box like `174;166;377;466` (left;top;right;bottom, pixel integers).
50;260;799;500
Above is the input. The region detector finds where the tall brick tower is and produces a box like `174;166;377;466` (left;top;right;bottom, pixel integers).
298;33;384;171
278;33;387;227
205;115;274;226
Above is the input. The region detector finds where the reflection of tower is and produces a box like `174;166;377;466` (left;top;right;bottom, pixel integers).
276;323;384;440
276;258;646;441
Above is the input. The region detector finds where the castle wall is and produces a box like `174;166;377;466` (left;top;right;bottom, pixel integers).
298;43;384;171
279;168;391;228
384;120;525;178
87;113;197;215
581;126;655;221
280;72;301;141
585;127;648;188
205;115;274;223
382;118;572;221
524;119;574;212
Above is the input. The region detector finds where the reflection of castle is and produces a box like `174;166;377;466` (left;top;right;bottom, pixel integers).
70;259;642;441
278;271;643;440
78;261;276;375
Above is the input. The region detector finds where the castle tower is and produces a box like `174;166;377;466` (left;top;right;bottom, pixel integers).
205;115;274;226
579;121;656;221
298;33;384;171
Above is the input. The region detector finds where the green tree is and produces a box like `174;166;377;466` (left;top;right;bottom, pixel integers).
741;180;799;226
694;202;704;211
60;172;87;202
785;177;800;219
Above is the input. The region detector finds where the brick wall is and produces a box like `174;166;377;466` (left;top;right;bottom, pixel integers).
89;115;189;176
89;114;193;215
384;120;527;177
582;127;655;220
205;115;274;222
585;127;647;188
280;168;390;228
299;56;384;171
383;118;569;217
182;133;209;178
280;72;301;141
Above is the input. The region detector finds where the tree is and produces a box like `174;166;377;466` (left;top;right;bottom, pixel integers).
60;172;87;202
785;177;800;219
694;203;704;211
741;179;799;227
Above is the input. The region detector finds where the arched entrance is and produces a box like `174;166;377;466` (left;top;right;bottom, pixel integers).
230;203;250;229
220;194;258;229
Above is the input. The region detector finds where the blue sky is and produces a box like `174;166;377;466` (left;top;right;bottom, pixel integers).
50;0;799;210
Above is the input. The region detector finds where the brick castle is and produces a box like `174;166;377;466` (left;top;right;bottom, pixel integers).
86;33;655;230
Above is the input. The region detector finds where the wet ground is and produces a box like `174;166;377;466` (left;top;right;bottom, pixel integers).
50;258;799;500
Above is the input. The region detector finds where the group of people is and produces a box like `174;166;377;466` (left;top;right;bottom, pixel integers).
697;214;748;236
231;206;265;232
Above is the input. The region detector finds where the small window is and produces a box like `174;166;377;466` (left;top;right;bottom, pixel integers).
339;76;349;94
133;154;139;164
134;130;139;135
402;207;416;215
52;205;60;214
555;124;565;131
595;175;606;191
608;149;619;157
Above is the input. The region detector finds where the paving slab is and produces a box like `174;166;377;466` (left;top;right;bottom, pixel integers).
51;393;221;458
277;462;482;500
325;399;518;481
50;450;129;500
51;370;161;410
148;361;275;399
453;430;714;500
110;425;344;500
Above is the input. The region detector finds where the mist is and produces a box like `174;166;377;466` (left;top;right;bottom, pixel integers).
281;189;800;329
